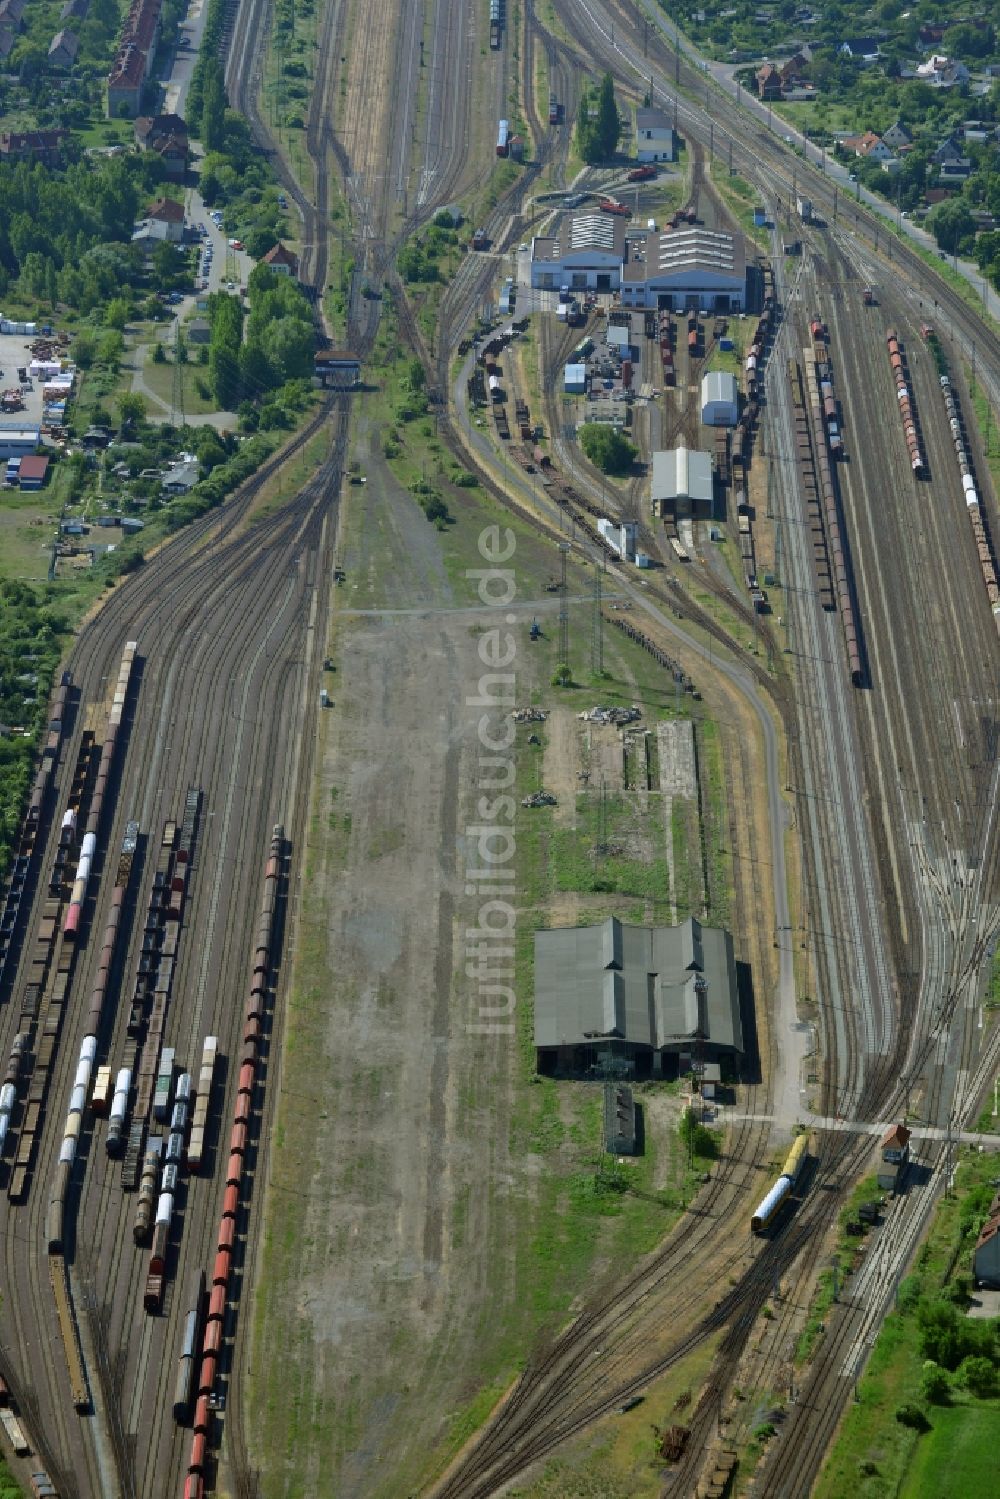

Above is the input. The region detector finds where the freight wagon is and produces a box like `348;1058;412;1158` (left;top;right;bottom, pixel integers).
496;120;510;158
548;92;559;124
751;1134;809;1233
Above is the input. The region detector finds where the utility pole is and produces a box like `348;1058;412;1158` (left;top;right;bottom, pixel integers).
558;542;570;676
591;559;604;677
171;321;185;428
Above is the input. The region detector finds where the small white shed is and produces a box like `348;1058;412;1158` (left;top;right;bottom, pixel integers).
700;371;739;427
564;363;587;395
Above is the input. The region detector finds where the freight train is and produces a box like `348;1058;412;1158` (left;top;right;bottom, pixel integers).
182;827;285;1497
751;1134;809;1233
885;329;926;474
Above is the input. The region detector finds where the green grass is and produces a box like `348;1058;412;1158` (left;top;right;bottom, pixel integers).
138;356;222;417
900;1403;999;1498
966;374;1000;500
708;159;769;251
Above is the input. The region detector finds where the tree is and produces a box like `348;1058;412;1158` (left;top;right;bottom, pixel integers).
927;198;976;256
200;60;227;153
576;93;599;165
151;341;166;364
117;392;146;431
105;297;129;330
595;72;621;159
579;424;636;475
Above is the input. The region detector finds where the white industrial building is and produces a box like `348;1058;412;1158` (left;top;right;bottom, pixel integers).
635;106;676;163
530;213;628;293
531;213;748;310
597;518;638;561
651;447;714;519
700;371;740;426
564;363;587;394
619;227;747;311
0;425;41;460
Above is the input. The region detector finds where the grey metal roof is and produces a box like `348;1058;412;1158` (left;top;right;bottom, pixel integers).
701;371;739;409
534;917;742;1053
651;446;713;503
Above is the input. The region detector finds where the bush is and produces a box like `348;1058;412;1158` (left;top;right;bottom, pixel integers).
920;1362;951;1403
895;1403;929;1431
958;1355;996;1397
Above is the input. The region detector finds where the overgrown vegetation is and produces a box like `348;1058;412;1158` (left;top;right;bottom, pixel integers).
0;581;67;869
814;1147;1000;1499
579;423;636;474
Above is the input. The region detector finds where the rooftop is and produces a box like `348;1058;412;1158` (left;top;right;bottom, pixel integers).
651;446;714;503
534;916;742;1055
635;106;673;133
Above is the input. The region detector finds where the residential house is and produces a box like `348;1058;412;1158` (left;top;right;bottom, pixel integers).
0;24;13;58
107;44;145;117
839;38;881;63
186;317;211;345
260;242;299;277
60;0;89;19
0;129;69;166
756;62;783;100
634;106;675;163
140;196;185;242
161;458;199;494
961;120;997;145
932;136;964;166
47;29;79;68
938;156;973;181
0;0;25;23
843;131;895;162
135;113;188;179
779;50;811;89
882;120;912;152
916;55;970;87
918;23;946;47
107;0;163;118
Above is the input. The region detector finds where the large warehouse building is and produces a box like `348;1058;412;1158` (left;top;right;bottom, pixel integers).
531;214;748;310
651;446;715;519
534;916;743;1078
530;213;628;293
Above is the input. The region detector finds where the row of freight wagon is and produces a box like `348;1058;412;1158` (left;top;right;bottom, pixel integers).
788;358;837;615
938;370;1000;622
803;344;864;686
0;673;71;993
181;827;285;1499
489;0;503;49
3;673;127;1203
885;329;926;474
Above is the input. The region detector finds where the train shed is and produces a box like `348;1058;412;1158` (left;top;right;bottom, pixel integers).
651;446;714;519
700;371;739;427
534;916;742;1079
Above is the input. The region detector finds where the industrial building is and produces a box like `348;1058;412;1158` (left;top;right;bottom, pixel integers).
564;362;587;394
0;425;41;460
701;371;740;426
620;227;747;311
530;213;628;293
534;916;743;1078
531;215;747;311
651;446;714;519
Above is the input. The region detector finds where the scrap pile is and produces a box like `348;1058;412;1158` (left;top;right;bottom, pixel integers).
511;707;548;723
579;705;641;725
522;791;557;807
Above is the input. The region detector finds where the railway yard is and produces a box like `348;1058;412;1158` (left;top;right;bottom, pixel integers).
0;0;999;1497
